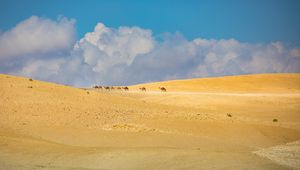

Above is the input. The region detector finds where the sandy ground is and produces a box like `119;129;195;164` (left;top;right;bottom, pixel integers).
0;73;300;169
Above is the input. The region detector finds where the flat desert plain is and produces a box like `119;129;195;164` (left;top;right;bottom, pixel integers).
0;73;300;169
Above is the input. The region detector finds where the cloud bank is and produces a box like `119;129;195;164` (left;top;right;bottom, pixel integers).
0;16;300;87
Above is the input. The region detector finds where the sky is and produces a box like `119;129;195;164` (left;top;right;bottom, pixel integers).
0;0;300;86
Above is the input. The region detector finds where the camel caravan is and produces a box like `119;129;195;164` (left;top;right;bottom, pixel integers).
93;85;166;92
93;85;129;91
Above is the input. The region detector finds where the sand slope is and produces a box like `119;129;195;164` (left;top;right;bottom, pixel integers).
0;73;300;169
130;73;300;93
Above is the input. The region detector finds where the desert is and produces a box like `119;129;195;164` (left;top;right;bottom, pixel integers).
1;1;300;169
0;73;300;169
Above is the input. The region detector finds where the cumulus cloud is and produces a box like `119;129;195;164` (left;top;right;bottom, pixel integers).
74;23;154;73
0;16;300;87
0;16;76;60
119;37;300;85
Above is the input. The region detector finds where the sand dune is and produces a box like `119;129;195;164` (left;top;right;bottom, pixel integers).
0;73;300;169
130;73;300;93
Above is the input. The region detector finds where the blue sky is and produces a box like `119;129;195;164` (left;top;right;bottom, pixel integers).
0;0;300;86
1;0;300;45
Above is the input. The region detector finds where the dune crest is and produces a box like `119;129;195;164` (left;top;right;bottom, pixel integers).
130;73;300;93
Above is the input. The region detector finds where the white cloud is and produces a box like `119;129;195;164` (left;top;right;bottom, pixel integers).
0;16;76;60
16;58;65;79
0;16;299;87
290;48;300;58
73;23;154;73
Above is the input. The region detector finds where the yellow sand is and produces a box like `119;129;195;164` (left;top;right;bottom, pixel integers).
0;73;300;169
131;73;300;93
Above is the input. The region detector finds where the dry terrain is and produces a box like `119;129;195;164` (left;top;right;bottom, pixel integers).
0;73;300;169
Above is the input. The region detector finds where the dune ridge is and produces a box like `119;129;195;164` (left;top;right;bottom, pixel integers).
130;73;300;93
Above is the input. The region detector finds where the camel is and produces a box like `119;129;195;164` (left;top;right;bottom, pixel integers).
123;87;129;91
139;87;146;91
159;87;167;92
94;85;103;89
